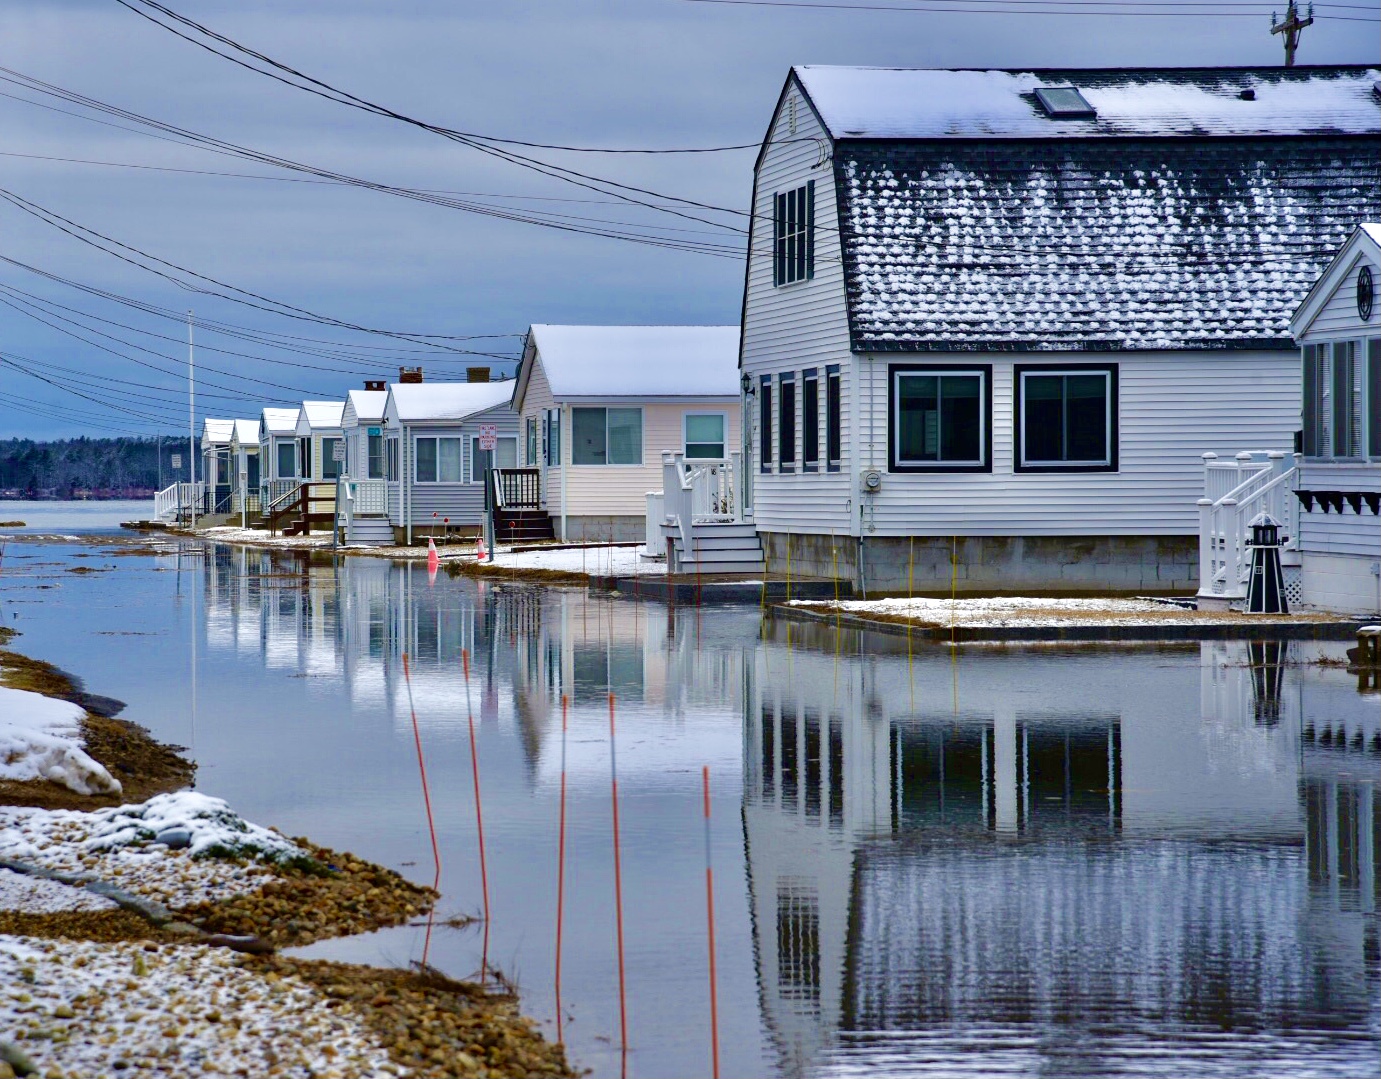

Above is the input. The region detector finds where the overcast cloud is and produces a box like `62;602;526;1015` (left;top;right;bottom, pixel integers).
0;0;1373;437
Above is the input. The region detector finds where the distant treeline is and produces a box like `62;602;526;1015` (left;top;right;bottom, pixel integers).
0;436;193;499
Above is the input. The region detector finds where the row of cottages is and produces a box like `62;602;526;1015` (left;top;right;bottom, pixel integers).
512;325;742;541
737;64;1380;594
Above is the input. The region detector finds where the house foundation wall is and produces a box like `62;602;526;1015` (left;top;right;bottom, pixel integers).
561;515;645;543
760;533;1198;596
1300;552;1381;615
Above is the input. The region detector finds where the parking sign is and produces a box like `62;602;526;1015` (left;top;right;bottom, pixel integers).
478;424;498;451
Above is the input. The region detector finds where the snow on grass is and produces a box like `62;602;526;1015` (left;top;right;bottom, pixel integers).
0;935;400;1077
0;685;122;796
0;794;309;910
0;868;117;913
788;596;1332;628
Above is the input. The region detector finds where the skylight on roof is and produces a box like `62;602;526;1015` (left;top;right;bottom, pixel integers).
1034;86;1096;119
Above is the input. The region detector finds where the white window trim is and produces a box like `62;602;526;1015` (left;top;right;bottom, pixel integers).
570;406;645;467
1018;369;1114;469
683;411;728;460
413;435;466;484
892;368;988;469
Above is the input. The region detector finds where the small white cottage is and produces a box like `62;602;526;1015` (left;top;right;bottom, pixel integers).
1287;224;1381;613
199;418;234;515
341;383;388;482
741;64;1380;593
512;324;742;541
294;401;347;483
227;418;261;517
381;379;518;545
257;406;301;506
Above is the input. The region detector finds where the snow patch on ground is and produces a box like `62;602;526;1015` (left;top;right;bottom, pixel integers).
789;596;1329;628
0;794;306;910
0;685;122;796
0;935;399;1077
479;544;665;577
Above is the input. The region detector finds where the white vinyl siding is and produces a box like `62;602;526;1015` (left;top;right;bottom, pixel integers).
852;350;1298;536
742;76;855;536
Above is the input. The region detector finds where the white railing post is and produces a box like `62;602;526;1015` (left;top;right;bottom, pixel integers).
729;452;741;521
1197;497;1213;594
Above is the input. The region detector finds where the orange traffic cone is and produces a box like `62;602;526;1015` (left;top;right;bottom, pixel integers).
476;532;487;562
427;537;439;573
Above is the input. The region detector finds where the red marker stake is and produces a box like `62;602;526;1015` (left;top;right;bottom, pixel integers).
703;766;721;1079
462;648;492;983
401;653;442;965
609;692;629;1064
555;694;569;1043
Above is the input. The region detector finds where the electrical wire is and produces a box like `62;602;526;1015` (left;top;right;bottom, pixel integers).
675;0;1379;19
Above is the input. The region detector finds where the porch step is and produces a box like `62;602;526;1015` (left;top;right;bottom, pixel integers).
346;516;394;546
495;509;555;543
687;523;759;539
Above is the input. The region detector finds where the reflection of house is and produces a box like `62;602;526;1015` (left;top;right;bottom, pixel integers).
743;632;1377;1076
740;65;1380;593
512;324;741;541
1288;223;1381;613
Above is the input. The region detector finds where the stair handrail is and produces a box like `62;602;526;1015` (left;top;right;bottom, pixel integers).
1197;450;1298;599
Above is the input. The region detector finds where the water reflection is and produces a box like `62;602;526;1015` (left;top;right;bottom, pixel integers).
161;546;1381;1075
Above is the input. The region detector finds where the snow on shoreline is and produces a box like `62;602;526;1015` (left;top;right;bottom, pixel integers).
0;685;122;796
0;936;400;1077
0;794;307;911
788;596;1334;628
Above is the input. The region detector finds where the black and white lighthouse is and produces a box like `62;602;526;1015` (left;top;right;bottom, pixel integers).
1245;513;1289;615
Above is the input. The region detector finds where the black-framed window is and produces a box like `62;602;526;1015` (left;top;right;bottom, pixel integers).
778;372;796;471
1015;365;1118;472
773;181;814;287
825;365;841;470
276;440;296;479
889;365;991;472
367;431;385;479
1332;341;1357;458
385;437;399;482
802;369;819;471
759;376;773;473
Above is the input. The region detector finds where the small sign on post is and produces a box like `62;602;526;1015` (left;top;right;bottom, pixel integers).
332;442;347;463
478;424;498;452
171;454;182;470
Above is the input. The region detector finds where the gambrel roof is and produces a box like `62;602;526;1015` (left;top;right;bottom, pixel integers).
788;65;1381;352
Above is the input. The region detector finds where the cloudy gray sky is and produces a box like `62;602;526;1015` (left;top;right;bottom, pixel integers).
0;0;1374;438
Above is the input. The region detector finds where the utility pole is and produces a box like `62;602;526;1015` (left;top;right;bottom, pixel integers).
1271;1;1314;67
188;309;196;530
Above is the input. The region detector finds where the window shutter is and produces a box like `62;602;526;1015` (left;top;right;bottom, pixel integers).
1301;346;1317;457
1369;338;1381;458
805;180;815;281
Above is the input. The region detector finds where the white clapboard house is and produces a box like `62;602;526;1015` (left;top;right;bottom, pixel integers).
258;406;301;507
380;378;518;545
740;65;1380;593
1288;224;1381;613
199;418;235;515
338;382;391;545
512;324;744;546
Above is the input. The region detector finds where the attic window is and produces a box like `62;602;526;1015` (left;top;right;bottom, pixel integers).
1034;86;1096;119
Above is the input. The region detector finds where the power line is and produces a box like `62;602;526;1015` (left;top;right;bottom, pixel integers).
674;0;1379;19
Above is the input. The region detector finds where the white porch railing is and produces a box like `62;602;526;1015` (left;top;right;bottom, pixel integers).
154;482;203;522
339;479;388;540
1197;450;1299;602
659;451;743;566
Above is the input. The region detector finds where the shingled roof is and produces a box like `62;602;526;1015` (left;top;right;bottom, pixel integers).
796;66;1381;352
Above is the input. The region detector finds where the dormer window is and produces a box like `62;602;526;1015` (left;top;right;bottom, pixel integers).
1034;86;1096;119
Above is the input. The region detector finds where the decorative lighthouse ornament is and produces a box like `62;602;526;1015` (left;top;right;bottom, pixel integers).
1245;512;1289;615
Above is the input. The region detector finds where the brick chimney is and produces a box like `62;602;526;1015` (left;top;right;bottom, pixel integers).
363;379;386;391
466;367;491;383
399;367;423;384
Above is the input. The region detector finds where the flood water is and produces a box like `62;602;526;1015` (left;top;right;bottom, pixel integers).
2;525;1378;1078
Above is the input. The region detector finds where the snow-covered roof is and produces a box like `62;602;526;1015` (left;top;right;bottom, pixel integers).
200;419;233;445
344;389;387;425
816;75;1379;351
259;408;299;436
526;325;741;399
386;381;513;423
793;65;1379;140
230;419;259;445
1362;223;1381;247
294;401;345;435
